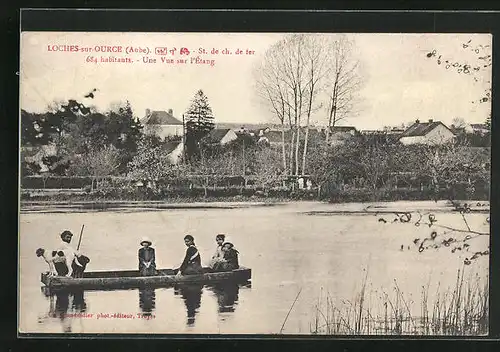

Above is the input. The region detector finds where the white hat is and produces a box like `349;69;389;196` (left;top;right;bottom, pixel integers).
140;237;152;246
222;237;234;247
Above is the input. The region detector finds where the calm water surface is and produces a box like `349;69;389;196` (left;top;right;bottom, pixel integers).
19;201;489;334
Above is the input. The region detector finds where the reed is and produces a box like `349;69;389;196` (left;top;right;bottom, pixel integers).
310;269;489;336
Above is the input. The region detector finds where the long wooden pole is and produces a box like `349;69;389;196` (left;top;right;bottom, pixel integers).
77;224;85;251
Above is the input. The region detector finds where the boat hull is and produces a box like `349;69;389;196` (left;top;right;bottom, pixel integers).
41;267;251;290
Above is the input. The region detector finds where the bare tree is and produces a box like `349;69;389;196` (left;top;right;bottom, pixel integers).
451;117;468;129
300;35;332;176
254;42;290;173
255;34;360;177
323;36;363;144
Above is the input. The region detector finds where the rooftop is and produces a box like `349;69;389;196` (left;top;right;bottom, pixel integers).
202;128;232;144
143;110;183;126
400;120;451;138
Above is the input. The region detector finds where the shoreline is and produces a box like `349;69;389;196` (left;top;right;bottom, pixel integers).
19;199;490;214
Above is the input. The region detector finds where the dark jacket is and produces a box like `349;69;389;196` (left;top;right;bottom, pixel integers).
179;245;202;274
138;247;156;271
223;248;239;270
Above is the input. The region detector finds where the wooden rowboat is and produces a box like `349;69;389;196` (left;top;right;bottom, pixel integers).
41;267;251;290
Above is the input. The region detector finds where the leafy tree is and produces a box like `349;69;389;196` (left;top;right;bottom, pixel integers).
68;145;121;189
252;146;284;188
20;160;41;176
127;135;175;186
22;99;144;176
104;101;143;172
184;90;215;159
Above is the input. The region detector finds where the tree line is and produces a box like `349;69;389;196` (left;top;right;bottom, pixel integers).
21;34;491;200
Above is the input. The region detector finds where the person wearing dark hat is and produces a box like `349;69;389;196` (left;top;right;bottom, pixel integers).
209;234;226;270
176;235;202;276
219;240;239;272
138;237;156;276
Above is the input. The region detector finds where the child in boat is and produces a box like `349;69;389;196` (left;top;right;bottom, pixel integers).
138;237;156;276
213;239;239;272
176;235;203;276
221;241;239;271
209;234;225;270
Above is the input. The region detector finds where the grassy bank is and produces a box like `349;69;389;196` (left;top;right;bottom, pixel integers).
310;269;489;336
20;185;489;204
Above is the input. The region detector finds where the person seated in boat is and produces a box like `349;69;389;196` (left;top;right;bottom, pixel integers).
138;237;156;276
56;230;89;278
176;235;203;277
36;248;58;276
209;234;226;270
213;239;240;272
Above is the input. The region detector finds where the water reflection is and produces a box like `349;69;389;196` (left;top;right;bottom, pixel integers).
42;288;88;333
210;283;240;313
138;287;156;316
174;284;203;326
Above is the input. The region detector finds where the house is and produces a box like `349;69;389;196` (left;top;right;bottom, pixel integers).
327;126;358;145
142;109;183;140
257;127;328;148
22;144;58;172
162;140;184;165
469;123;490;135
201;128;239;146
256;130;288;147
215;122;283;131
399;119;455;145
329;126;357;135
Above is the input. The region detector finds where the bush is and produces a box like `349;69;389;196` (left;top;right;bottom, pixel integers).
327;186;489;203
22;176;94;189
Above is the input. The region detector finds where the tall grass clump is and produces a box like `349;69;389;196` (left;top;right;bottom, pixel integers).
310;269;488;336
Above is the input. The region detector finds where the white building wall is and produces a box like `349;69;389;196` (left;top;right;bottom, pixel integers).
220;130;238;145
400;125;455;145
144;124;183;139
400;136;425;145
159;125;183;139
423;124;455;145
167;142;184;165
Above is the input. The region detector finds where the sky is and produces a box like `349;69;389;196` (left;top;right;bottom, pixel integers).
20;32;492;130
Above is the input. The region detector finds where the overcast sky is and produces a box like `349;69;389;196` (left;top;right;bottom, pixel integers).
20;32;491;130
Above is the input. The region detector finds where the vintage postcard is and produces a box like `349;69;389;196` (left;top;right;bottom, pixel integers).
19;31;491;335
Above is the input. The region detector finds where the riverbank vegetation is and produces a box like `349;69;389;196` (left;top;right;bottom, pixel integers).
310;269;489;336
20;34;490;204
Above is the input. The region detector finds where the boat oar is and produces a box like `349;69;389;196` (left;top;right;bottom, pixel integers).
77;224;85;251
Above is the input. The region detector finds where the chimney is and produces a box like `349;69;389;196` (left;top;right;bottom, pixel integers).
415;119;420;124
145;108;151;117
428;119;433;123
168;109;173;115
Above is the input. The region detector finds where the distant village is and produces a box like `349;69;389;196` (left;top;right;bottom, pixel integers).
20;101;490;203
138;108;490;167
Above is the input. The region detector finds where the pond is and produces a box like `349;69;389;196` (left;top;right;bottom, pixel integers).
18;201;490;334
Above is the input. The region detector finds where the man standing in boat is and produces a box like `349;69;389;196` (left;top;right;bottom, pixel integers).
176;235;203;276
55;230;88;278
138;237;156;276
